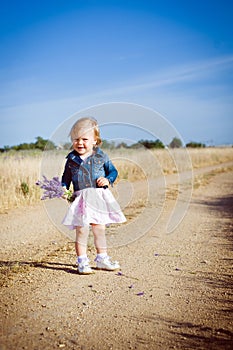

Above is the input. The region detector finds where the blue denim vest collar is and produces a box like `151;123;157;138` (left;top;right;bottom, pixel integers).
64;147;116;191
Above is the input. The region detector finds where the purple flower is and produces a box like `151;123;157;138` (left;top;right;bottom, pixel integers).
117;271;123;276
154;253;159;256
129;284;134;289
36;175;66;200
136;292;144;296
175;268;181;271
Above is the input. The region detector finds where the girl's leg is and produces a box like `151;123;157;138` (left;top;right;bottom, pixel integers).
75;226;89;256
75;226;93;274
91;224;107;254
92;224;120;271
92;223;120;271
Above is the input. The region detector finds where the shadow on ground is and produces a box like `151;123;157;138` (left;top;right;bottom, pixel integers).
193;194;233;250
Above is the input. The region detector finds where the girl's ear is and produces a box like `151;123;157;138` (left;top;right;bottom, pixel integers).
93;140;97;145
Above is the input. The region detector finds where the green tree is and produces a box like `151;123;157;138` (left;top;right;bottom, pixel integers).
186;141;206;148
101;140;116;149
138;139;165;149
1;137;56;152
35;137;56;150
34;136;47;150
169;137;183;148
44;140;56;150
116;142;129;149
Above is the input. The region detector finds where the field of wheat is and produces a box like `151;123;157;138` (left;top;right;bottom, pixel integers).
0;147;232;212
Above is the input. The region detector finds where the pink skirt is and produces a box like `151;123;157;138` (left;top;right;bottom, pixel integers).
62;187;126;229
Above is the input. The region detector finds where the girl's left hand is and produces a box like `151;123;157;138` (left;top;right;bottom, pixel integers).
96;177;109;188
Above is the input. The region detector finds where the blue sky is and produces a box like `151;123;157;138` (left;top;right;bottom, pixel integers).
0;0;233;147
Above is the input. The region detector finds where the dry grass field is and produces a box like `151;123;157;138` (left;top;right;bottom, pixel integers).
0;147;233;212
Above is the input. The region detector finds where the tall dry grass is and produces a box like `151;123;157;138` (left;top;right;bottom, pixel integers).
109;147;233;180
0;151;42;212
0;147;232;212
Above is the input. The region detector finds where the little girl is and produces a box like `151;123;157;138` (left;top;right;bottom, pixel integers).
62;117;126;274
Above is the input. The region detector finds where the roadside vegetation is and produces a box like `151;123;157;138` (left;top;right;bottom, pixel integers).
1;143;233;212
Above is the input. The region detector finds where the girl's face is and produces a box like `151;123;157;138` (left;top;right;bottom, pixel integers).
72;129;97;156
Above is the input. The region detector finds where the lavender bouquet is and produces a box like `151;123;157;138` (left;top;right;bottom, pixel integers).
36;175;73;201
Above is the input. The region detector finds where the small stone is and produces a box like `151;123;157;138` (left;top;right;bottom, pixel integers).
201;260;208;264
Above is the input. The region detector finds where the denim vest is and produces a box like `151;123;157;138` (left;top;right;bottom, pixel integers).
61;147;118;191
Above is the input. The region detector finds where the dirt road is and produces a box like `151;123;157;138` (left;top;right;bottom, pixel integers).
0;164;233;350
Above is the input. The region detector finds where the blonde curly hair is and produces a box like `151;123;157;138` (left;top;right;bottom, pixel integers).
69;117;102;146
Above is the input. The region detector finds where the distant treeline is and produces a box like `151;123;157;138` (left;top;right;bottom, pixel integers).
1;136;208;152
1;137;56;152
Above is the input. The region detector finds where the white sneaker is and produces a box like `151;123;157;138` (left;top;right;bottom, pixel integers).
77;259;94;275
95;256;120;271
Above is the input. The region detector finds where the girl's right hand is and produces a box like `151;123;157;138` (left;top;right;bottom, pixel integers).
96;177;109;188
62;188;74;201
